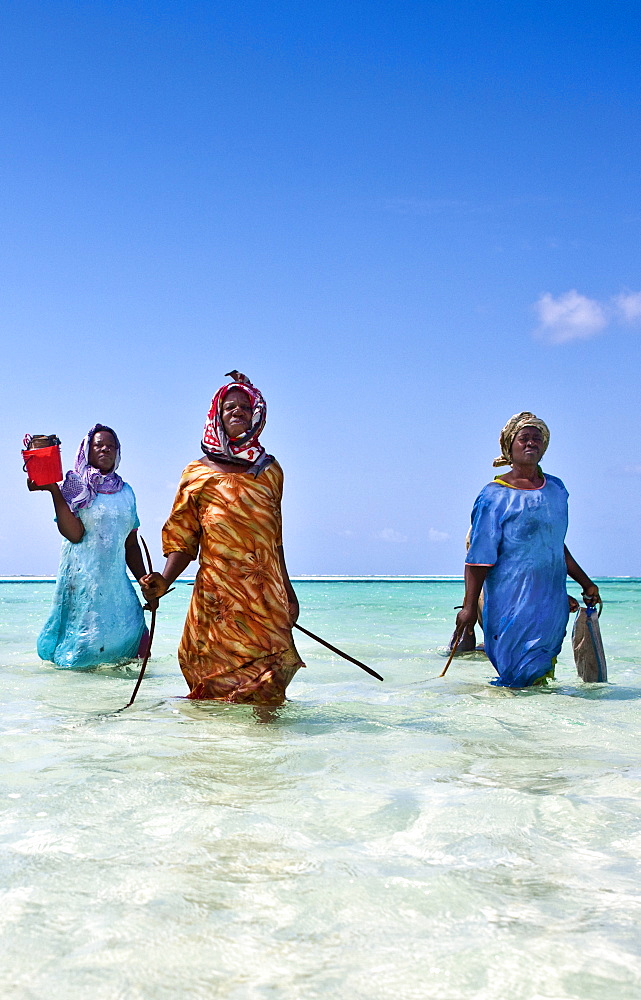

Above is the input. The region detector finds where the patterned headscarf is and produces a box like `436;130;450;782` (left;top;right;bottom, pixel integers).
493;411;550;468
59;424;124;512
202;371;269;469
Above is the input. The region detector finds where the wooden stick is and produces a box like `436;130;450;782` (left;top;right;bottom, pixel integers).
439;628;465;677
126;536;156;708
293;622;384;682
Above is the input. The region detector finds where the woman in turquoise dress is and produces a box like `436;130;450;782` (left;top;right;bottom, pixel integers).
29;424;149;670
455;412;600;687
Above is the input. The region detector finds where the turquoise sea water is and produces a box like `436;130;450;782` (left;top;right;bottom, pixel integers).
1;578;641;999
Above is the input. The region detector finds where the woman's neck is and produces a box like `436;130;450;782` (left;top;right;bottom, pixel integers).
500;462;544;488
199;454;250;473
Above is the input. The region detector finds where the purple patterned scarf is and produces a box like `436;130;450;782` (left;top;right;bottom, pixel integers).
60;424;124;512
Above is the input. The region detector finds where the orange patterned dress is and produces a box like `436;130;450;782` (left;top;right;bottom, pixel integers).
162;459;304;704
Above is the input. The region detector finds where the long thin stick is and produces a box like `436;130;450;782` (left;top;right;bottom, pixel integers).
439;628;464;678
126;536;156;708
293;622;384;682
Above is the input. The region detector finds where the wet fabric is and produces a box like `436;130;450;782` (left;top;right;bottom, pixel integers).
493;411;550;468
59;424;124;513
37;486;145;669
466;474;570;687
573;607;608;682
202;373;267;466
162;460;304;704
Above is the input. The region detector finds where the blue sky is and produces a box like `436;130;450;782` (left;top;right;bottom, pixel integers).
1;0;640;576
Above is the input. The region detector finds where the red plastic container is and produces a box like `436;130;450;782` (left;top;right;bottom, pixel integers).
22;444;63;486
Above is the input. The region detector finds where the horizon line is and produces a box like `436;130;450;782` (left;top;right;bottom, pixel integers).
1;575;639;583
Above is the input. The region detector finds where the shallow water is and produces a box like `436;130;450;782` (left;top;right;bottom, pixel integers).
1;579;641;999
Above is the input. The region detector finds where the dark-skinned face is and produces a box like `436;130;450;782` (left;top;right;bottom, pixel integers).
89;430;118;473
510;426;545;466
221;390;253;439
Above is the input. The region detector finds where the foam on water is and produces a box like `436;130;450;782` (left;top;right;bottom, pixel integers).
1;580;641;999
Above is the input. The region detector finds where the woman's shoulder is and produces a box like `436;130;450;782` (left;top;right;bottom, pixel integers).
257;459;283;497
543;473;568;494
264;458;283;480
475;480;510;504
180;459;214;483
121;481;139;505
470;481;520;520
164;461;213;502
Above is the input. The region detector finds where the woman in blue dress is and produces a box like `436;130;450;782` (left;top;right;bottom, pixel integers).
455;412;600;687
29;424;150;670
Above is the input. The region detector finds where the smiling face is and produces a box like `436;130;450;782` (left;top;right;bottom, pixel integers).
510;425;545;466
221;389;253;439
89;430;118;473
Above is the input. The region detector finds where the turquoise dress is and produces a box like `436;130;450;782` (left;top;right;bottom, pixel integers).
465;474;570;687
37;484;146;670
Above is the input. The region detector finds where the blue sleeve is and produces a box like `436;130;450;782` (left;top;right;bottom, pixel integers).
465;488;504;566
545;474;569;498
128;486;140;531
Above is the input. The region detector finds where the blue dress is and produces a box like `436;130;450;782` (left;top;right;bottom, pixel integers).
465;474;570;687
37;485;146;670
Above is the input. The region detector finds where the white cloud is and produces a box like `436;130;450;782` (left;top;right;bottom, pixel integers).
614;291;641;323
375;528;408;543
535;290;608;344
428;528;450;543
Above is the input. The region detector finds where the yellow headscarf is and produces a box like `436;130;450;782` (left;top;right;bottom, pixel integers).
493;411;550;468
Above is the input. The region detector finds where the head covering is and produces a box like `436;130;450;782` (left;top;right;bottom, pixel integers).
202;371;272;474
493;411;550;468
59;424;124;512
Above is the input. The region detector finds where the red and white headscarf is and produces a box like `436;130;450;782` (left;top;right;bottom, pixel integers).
202;372;268;466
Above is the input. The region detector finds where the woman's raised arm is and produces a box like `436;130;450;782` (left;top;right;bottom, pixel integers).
28;481;84;543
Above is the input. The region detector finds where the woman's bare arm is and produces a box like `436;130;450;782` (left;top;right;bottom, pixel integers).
140;551;193;600
564;546;600;605
124;530;159;610
124;529;146;580
456;564;488;633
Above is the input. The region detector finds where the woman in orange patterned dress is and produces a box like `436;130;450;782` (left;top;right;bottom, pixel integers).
141;372;304;704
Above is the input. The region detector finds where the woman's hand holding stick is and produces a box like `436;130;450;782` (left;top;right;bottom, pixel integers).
126;538;174;708
439;628;465;677
126;537;159;708
442;579;485;679
140;551;192;605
